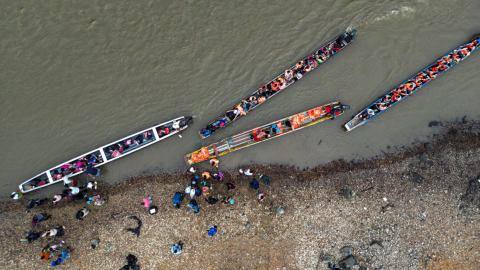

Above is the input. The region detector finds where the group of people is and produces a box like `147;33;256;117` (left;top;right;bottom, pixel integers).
200;33;354;138
105;130;154;158
18;170;107;267
362;38;480;120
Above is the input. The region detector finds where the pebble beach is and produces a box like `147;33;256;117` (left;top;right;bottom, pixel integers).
1;120;480;269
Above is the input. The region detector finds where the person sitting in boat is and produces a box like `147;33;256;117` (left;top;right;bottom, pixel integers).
53;170;64;180
143;131;153;141
87;154;98;165
375;103;388;111
157;126;170;137
285;69;294;81
271;122;283;135
391;91;402;102
295;61;304;70
294;70;303;80
216;119;226;128
270;81;280;92
250;129;266;142
329;107;342;119
277;77;286;90
234;105;247;116
225;109;238;121
258;84;268;95
304;64;312;73
134;134;145;144
284;119;292;130
361;108;375;119
381;94;392;104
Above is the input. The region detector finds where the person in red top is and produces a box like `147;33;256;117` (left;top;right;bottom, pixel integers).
324;105;332;114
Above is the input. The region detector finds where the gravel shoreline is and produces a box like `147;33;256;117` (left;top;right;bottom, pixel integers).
1;120;480;269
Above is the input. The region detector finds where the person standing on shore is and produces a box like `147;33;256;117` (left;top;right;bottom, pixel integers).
207;225;217;236
41;248;53;261
257;193;267;204
41;226;65;238
52;194;62;205
171;241;183;254
210;159;219;168
10;191;23;200
49;241;65;252
239;168;256;176
189;200;199;213
32;213;51;226
186;166;197;175
141;197;152;208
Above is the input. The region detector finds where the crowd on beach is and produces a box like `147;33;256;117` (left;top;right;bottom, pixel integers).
11;157;273;268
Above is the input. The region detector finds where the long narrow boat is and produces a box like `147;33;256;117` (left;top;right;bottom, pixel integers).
199;30;357;139
186;102;349;165
344;33;480;132
19;116;192;193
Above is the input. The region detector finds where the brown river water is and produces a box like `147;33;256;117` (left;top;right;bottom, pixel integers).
1;0;479;199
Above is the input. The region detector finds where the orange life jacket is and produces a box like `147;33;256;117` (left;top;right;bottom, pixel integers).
190;147;210;163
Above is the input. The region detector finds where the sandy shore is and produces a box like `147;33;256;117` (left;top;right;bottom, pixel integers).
1;120;480;269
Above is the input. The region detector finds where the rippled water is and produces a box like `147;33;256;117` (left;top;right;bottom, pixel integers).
1;0;479;199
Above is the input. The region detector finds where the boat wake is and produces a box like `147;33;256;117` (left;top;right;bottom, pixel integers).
347;5;417;32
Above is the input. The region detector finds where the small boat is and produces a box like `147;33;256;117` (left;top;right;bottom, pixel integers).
185;102;349;165
199;30;357;139
19;116;193;193
344;33;480;132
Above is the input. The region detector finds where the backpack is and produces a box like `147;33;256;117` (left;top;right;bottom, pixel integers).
149;206;158;215
259;174;272;185
250;180;259;189
126;254;138;267
56;229;65;237
172;192;184;204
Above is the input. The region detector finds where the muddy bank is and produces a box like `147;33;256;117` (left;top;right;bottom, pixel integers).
1;120;480;269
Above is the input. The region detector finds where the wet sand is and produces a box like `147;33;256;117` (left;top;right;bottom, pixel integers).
1;120;480;269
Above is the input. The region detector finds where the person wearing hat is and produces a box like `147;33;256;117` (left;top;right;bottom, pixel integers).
10;191;22;200
172;119;185;138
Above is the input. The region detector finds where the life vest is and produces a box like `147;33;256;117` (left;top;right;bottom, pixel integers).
270;82;280;91
252;128;262;135
258;96;266;103
406;83;415;91
291;114;304;129
210;159;219;167
304;65;312;72
392;91;401;102
202;172;211;179
307;110;316;119
190;147;210;163
278;78;286;89
236;105;247;115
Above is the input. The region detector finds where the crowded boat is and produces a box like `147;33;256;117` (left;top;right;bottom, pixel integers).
199;30;357;139
344;34;480;132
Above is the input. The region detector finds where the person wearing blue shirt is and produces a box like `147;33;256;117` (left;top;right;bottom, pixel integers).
208;225;217;236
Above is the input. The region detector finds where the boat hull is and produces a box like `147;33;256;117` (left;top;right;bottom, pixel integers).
186;102;348;165
199;30;357;139
19;116;192;193
344;34;480;132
